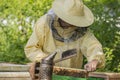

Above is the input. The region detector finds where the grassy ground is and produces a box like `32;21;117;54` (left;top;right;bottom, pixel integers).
52;75;104;80
53;75;86;80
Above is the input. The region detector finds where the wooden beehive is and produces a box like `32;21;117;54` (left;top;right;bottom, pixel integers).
2;63;119;80
0;63;32;80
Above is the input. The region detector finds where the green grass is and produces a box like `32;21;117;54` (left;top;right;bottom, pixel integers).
52;75;104;80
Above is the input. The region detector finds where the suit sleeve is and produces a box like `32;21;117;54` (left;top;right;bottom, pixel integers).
24;15;47;62
80;30;105;68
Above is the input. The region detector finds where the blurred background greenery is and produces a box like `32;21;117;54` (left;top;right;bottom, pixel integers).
0;0;120;72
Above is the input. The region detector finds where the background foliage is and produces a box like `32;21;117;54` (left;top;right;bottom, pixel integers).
0;0;120;72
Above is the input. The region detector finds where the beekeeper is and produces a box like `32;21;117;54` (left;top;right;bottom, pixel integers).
24;0;105;72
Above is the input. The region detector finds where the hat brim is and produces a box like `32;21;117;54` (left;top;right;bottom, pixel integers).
52;0;94;27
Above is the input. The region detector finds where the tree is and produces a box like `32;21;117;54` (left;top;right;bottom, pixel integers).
0;0;53;64
84;0;120;72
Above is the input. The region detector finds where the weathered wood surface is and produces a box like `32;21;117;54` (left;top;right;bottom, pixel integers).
89;72;120;80
0;63;32;80
0;63;30;72
0;72;32;80
0;72;30;77
0;78;31;80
